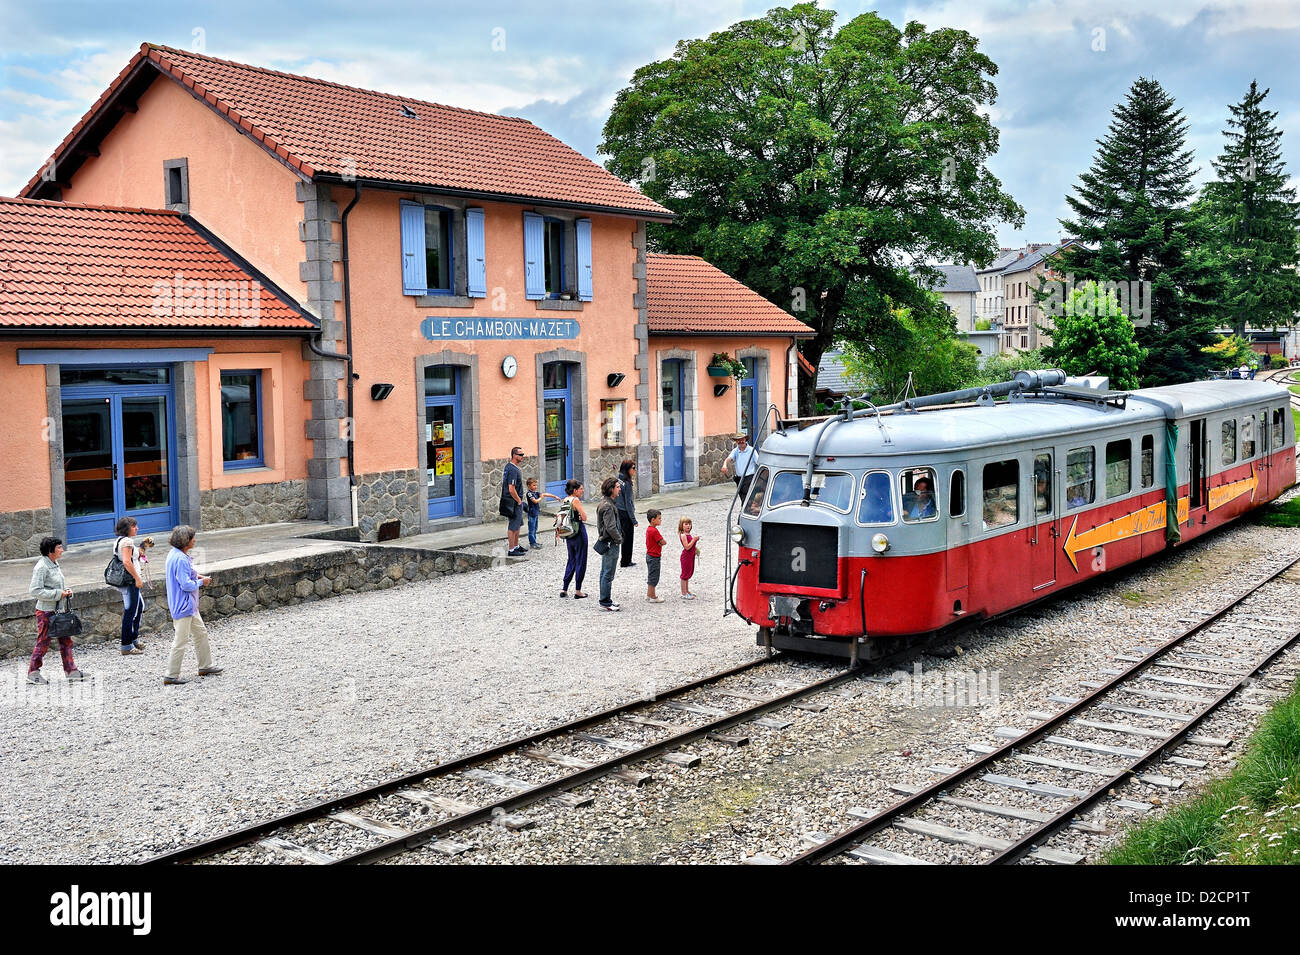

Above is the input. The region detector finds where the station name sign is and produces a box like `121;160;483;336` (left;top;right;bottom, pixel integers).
420;317;580;341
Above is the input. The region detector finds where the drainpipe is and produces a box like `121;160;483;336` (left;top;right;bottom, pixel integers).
305;181;363;527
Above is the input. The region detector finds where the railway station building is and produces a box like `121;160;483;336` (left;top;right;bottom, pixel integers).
0;43;812;557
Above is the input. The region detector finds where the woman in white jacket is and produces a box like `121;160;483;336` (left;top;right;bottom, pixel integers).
27;536;87;684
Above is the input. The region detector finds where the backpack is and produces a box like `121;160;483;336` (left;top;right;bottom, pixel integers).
554;497;579;540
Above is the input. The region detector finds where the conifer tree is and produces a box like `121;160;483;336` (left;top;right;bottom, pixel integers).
1202;81;1300;337
1048;77;1218;385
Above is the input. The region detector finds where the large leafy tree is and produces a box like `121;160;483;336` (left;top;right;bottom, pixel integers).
601;3;1023;413
1048;77;1219;385
1201;81;1300;337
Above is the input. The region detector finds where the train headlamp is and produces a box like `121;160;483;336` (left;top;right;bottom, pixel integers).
871;533;890;554
730;523;745;544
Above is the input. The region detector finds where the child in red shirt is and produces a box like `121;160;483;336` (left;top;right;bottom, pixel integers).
645;509;666;603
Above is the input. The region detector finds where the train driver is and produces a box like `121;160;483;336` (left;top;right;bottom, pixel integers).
902;476;937;521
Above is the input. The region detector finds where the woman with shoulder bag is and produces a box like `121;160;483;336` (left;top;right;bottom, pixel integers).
109;517;149;655
26;536;87;684
559;479;590;599
595;477;623;611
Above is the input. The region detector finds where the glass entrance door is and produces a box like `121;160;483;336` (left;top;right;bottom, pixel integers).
62;372;176;543
542;362;572;497
662;359;685;484
424;366;462;519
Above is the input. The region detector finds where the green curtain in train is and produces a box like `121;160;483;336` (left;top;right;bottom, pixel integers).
1164;422;1181;545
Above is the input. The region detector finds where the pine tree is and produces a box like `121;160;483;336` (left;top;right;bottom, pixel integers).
1048;77;1219;385
1202;81;1300;337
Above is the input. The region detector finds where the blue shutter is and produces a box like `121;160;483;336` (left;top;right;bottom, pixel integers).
400;201;427;295
523;212;545;300
576;218;593;302
466;207;487;298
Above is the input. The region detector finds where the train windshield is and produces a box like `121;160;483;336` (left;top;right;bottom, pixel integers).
767;470;854;512
857;471;895;525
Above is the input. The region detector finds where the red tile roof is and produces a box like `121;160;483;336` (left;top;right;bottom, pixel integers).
645;254;815;338
24;44;671;219
0;197;317;331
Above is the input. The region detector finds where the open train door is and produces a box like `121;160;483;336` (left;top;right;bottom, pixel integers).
1030;449;1057;589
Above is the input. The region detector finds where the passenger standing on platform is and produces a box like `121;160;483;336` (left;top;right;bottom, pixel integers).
721;434;759;500
616;459;638;568
596;477;623;611
679;517;701;600
559;479;589;599
112;517;148;655
503;447;527;557
645;509;666;603
524;478;559;551
26;537;87;684
162;525;222;686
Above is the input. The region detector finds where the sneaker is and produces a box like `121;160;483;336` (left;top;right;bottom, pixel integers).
198;667;224;677
133;640;147;650
507;547;528;557
681;593;697;600
121;646;144;656
530;543;543;550
646;596;665;603
601;603;622;612
162;676;189;685
26;671;47;685
66;670;89;681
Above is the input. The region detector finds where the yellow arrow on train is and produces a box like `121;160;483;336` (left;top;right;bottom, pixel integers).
1208;464;1257;512
1063;496;1190;572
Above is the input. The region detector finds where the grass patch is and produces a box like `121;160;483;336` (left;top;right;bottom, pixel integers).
1259;497;1300;528
1105;676;1300;865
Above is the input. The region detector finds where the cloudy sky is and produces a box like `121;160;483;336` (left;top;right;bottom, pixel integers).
1;0;1297;247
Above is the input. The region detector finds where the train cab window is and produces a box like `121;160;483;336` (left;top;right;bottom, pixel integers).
1241;415;1255;459
1273;408;1284;449
900;467;938;523
857;471;895;525
742;467;769;519
981;459;1019;529
1065;447;1095;508
1141;435;1154;488
1221;420;1237;466
949;470;966;518
1105;439;1131;498
768;470;854;512
1034;454;1051;515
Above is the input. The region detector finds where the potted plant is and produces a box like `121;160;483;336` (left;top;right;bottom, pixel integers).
708;352;745;378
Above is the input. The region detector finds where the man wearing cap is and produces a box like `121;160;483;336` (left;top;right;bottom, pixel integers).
721;433;759;500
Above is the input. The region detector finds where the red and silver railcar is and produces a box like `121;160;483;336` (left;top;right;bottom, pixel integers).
728;371;1296;660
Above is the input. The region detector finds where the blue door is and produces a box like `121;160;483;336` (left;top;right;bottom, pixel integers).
740;357;757;440
61;367;177;543
542;362;572;497
662;359;685;484
424;365;463;519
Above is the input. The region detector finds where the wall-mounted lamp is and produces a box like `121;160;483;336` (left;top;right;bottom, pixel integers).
607;372;627;388
370;382;395;400
713;383;731;397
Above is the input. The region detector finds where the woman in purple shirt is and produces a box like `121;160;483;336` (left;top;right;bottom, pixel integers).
163;525;223;686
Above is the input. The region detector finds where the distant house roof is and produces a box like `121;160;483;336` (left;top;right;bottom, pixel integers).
918;264;979;294
645;254;815;338
24;43;671;220
977;247;1029;274
815;349;854;396
1001;240;1077;277
0;197;316;332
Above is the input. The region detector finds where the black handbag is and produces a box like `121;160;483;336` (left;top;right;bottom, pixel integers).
104;537;132;587
593;538;611;556
498;495;517;519
48;596;83;639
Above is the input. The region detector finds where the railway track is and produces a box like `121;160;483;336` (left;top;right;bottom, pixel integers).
784;555;1300;865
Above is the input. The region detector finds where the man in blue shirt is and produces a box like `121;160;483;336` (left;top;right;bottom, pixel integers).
721;433;759;500
502;447;527;557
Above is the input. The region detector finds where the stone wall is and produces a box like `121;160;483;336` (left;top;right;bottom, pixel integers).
0;543;497;660
588;447;636;488
697;432;739;486
199;480;308;531
0;508;54;560
480;454;542;522
356;469;422;539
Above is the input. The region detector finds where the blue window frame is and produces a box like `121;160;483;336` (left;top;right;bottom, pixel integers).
221;370;264;469
543;218;566;297
400;200;455;296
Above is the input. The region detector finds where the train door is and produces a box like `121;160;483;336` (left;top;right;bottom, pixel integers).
1189;419;1207;514
1030;449;1057;589
945;467;969;604
1256;409;1271;500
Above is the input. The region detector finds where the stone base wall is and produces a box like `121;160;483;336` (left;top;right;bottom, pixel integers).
589;447;636;487
480;454;542;522
0;544;496;660
0;508;54;560
697;432;739;486
356;469;423;540
200;480;308;531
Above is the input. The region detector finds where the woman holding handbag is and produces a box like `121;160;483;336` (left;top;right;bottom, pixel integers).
26;536;88;684
109;517;148;655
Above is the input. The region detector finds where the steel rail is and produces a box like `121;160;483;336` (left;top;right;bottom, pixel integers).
337;663;867;864
144;655;775;864
786;554;1300;865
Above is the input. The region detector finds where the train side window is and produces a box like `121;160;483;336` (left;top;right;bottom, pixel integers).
1241;415;1255;459
1273;408;1284;449
1140;435;1154;488
1065;447;1095;508
1034;454;1051;514
1105;439;1131;497
1221;420;1237;466
949;469;966;518
900;467;938;523
742;466;769;519
1259;412;1268;452
857;471;895;525
981;459;1018;529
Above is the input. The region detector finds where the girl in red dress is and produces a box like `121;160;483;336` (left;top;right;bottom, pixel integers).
678;517;701;600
